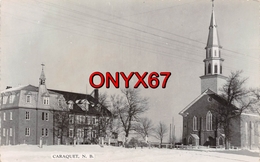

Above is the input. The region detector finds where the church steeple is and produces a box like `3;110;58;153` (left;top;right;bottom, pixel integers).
39;64;46;85
203;0;224;76
200;0;227;94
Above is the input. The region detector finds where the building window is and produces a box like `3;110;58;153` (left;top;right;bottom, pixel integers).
69;115;74;124
58;99;62;107
42;128;45;136
45;128;48;137
193;116;198;131
3;112;6;121
25;111;30;120
219;50;221;57
251;122;254;144
214;65;218;73
92;117;96;125
77;129;81;138
9;95;15;103
206;111;213;131
10;112;12;120
26;95;31;103
245;122;248;144
208;63;211;74
3;128;5;137
25;128;30;136
69;129;74;137
43;97;49;105
42;112;44;120
85;117;88;125
3;96;8;104
46;113;49;121
220;65;222;74
10;128;12;137
92;130;96;138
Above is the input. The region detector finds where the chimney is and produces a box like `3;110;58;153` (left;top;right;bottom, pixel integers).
6;86;12;89
94;89;99;103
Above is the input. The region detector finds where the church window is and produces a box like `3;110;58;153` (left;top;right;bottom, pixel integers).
208;63;211;74
214;65;218;73
193;116;198;131
206;111;213;131
251;122;254;144
245;122;248;144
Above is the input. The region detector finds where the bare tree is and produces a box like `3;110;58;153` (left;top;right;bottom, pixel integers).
53;110;70;144
110;88;148;145
153;121;168;148
133;117;153;140
209;71;259;149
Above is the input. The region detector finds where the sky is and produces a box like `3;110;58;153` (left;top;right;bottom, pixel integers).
1;0;260;141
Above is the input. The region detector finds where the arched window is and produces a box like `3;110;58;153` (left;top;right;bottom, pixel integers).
214;64;218;74
208;63;211;74
219;137;224;146
206;111;213;131
193;116;198;131
188;136;192;145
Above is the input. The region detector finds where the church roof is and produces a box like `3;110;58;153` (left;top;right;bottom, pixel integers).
179;88;237;116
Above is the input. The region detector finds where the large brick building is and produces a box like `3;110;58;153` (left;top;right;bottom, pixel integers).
0;66;112;145
179;2;259;149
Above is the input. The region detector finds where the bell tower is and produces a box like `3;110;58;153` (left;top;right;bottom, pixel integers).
200;0;227;94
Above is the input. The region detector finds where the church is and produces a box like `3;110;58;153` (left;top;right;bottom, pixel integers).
0;65;112;146
179;2;259;149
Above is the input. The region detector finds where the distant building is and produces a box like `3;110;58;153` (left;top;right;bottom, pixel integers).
179;2;259;149
0;65;112;145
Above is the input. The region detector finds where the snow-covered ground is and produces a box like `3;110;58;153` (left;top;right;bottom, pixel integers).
0;145;259;162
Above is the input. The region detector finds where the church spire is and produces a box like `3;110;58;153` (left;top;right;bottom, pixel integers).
39;63;46;85
200;1;227;94
206;0;221;49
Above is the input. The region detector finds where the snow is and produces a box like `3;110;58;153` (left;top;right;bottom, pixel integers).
0;145;259;162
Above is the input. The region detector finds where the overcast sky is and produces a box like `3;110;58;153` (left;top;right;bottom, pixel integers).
1;0;259;140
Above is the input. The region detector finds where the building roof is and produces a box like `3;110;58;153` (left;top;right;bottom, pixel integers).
49;89;111;116
1;84;58;95
179;89;215;116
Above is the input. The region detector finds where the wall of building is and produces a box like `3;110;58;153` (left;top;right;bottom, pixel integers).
240;114;260;149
